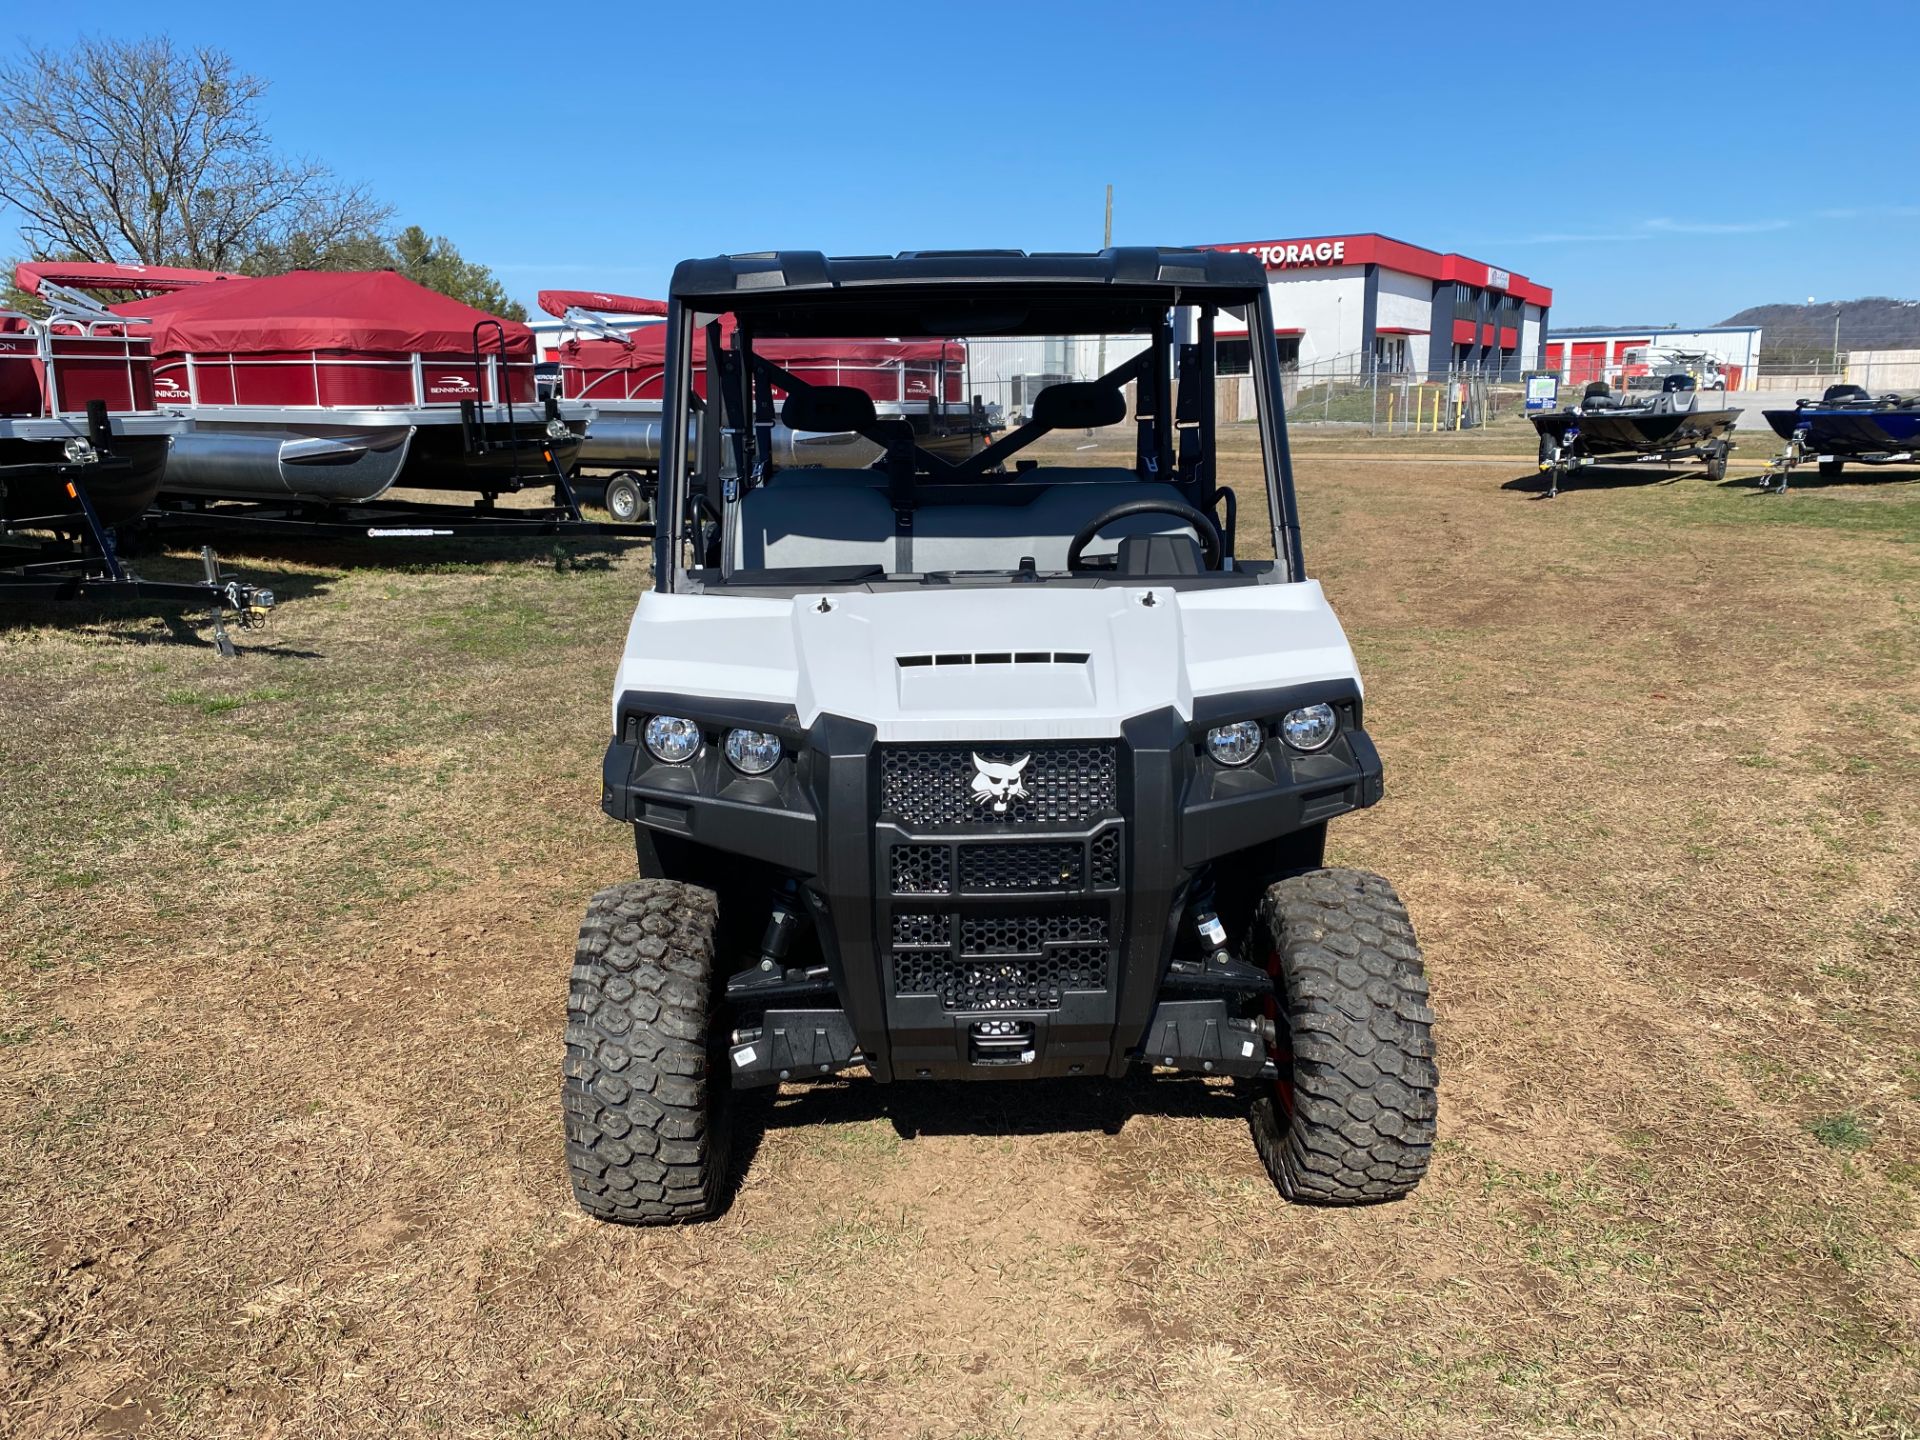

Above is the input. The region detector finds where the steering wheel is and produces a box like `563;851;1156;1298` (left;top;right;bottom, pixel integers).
1066;498;1222;571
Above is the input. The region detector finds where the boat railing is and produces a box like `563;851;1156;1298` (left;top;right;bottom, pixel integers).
150;350;540;410
0;306;158;421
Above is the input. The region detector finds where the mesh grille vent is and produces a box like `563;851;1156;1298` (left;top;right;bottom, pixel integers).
1090;831;1121;888
890;845;951;895
893;944;1111;1011
880;744;1118;827
892;911;949;947
958;842;1083;892
959;911;1109;954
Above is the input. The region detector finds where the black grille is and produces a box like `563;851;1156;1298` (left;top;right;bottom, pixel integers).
894;940;1112;1010
1090;830;1120;888
879;743;1118;827
891;845;951;895
892;911;949;947
958;842;1082;892
960;912;1108;953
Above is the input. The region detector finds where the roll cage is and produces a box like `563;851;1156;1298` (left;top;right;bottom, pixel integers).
648;249;1306;593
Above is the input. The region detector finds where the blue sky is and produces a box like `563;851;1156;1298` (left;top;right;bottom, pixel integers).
9;0;1917;324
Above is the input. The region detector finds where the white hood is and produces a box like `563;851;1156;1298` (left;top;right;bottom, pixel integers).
614;581;1360;742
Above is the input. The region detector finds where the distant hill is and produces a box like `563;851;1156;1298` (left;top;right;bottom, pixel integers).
1720;297;1920;364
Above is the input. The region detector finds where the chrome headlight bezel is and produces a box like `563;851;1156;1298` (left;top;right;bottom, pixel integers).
1204;720;1264;767
642;713;702;764
724;727;782;775
1280;703;1338;752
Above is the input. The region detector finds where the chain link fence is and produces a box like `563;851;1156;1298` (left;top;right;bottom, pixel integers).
954;337;1517;438
1264;363;1506;434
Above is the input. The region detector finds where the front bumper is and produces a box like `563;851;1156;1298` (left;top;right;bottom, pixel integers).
601;683;1382;1082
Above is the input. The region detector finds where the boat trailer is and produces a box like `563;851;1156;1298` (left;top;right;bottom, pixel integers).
142;490;653;543
1760;430;1915;494
1537;436;1732;499
1;449;274;657
140;324;653;546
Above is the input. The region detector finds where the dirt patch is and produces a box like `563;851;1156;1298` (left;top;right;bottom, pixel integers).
2;454;1916;1438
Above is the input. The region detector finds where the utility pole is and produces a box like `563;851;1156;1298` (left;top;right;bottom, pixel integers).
1833;308;1842;379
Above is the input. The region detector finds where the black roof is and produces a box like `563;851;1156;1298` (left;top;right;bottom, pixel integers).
666;249;1267;338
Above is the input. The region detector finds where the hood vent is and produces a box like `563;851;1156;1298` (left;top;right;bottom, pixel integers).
897;651;1090;669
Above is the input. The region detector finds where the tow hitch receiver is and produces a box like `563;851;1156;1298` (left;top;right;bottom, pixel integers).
969;1019;1036;1067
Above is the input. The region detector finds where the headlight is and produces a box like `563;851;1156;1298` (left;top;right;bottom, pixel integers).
724;727;782;775
643;714;701;764
1281;703;1337;751
1205;720;1263;767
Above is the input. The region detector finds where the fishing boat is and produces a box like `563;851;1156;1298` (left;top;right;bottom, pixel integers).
1529;375;1739;497
1760;384;1920;489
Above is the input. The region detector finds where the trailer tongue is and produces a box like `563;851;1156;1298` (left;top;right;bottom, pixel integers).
2;290;271;651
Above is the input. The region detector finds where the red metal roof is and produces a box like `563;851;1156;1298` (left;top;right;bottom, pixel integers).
1201;233;1552;309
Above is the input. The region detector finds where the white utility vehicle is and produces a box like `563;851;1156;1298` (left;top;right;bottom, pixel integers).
563;249;1438;1223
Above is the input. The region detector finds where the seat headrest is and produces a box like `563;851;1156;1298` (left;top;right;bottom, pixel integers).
1582;380;1612;402
781;385;877;434
1661;373;1696;393
1823;383;1870;404
1030;381;1126;430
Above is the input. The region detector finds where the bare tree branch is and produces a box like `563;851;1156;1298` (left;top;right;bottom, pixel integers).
0;36;393;271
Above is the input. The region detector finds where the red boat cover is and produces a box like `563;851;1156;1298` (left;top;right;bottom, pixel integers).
13;260;239;295
538;289;668;320
114;270;534;357
556;327;960;372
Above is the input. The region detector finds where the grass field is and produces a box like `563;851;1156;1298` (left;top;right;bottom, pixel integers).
2;441;1917;1438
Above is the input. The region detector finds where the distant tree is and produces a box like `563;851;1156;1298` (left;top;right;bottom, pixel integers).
388;226;527;320
0;37;390;271
243;227;396;277
0;39;526;321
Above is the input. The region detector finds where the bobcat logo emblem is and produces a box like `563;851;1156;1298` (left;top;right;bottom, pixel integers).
970;753;1031;813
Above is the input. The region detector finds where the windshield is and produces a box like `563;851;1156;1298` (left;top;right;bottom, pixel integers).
655;291;1298;590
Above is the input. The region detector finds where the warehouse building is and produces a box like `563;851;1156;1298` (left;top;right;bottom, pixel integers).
1543;324;1762;391
1202;234;1553;378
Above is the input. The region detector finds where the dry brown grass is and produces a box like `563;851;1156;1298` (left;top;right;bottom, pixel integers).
2;447;1917;1439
